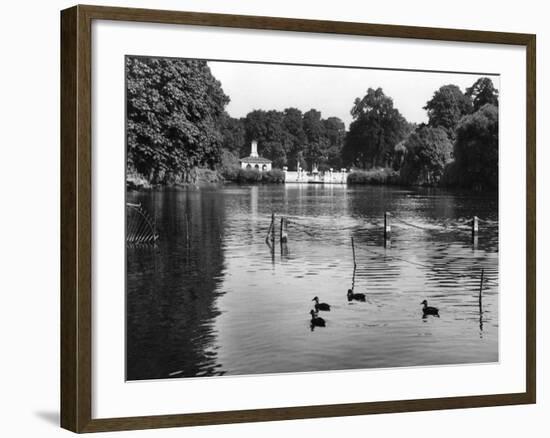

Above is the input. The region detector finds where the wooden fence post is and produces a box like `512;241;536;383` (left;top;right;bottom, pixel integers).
479;268;484;306
472;216;479;242
266;213;274;243
280;217;288;243
384;212;391;247
271;212;275;243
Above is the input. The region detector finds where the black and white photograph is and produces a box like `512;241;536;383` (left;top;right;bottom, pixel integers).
125;56;500;381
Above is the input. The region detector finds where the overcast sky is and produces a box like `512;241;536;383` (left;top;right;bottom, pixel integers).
208;61;499;128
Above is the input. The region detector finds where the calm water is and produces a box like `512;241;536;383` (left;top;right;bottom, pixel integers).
126;185;498;381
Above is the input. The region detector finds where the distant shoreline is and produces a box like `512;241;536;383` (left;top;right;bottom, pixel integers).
127;167;496;192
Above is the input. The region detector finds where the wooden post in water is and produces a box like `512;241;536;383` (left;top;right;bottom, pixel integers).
271;212;275;244
479;268;484;331
351;237;357;268
479;268;484;306
280;217;288;243
384;212;391;247
472;216;479;243
266;213;274;243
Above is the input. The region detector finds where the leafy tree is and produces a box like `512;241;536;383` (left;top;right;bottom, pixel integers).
323;117;346;169
466;77;499;111
283;108;307;169
243;110;291;168
342;87;408;169
424;84;472;138
126;57;229;182
453;104;499;190
219;113;245;154
400;125;453;185
303;109;328;169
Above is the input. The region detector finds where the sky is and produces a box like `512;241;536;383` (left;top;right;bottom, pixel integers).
208;61;499;128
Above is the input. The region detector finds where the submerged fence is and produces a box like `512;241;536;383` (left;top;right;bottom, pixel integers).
126;202;159;245
266;211;498;288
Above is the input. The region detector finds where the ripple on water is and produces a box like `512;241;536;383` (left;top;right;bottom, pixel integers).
126;186;499;380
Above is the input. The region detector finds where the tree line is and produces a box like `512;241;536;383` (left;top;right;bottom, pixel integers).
219;108;345;171
127;56;498;190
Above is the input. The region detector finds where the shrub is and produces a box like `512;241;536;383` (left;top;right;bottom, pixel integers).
237;168;263;183
262;169;285;183
220;165;240;182
346;168;399;185
221;166;286;184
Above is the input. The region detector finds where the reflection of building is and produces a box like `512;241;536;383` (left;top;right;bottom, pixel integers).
240;140;272;171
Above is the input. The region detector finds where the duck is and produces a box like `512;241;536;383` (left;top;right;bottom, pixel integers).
347;289;366;302
310;309;326;327
421;300;440;317
312;296;331;311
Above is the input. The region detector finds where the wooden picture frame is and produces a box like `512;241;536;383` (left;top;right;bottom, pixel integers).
60;4;536;433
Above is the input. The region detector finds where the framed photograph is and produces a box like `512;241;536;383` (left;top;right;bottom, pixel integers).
60;4;536;433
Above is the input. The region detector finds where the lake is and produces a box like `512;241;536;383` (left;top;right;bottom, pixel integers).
126;184;499;381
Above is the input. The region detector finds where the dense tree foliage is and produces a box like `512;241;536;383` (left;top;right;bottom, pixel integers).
126;57;229;183
453;104;499;190
219;112;245;154
302;109;328;169
466;77;499;111
323;117;346;170
228;108;345;170
424;84;472;139
400;126;453;185
342;88;408;169
283;108;307;169
242;110;291;168
126;57;498;190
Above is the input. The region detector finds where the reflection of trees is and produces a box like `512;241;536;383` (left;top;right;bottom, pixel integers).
126;190;227;380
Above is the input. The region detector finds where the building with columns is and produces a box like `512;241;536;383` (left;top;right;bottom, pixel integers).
240;140;272;171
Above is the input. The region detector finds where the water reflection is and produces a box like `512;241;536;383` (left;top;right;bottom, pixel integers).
126;190;227;380
127;185;498;380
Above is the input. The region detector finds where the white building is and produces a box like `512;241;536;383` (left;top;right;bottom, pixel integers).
240;140;272;171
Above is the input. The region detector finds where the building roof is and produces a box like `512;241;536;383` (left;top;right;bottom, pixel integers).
240;155;272;164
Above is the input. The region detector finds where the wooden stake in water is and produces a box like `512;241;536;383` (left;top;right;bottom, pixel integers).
384;212;391;247
351;237;357;268
280;217;288;243
266;213;274;243
472;216;479;242
479;268;484;331
479;268;484;306
271;212;275;243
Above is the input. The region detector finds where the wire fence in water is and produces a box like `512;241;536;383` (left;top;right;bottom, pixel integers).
126;202;159;245
273;212;499;289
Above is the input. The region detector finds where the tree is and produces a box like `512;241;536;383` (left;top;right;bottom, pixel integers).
243;110;291;168
283;108;307;169
322;117;346;169
400;125;453;185
342;87;408;169
219;113;245;155
303;109;327;169
466;77;499;111
424;84;472;138
126;57;229;183
453;104;499;190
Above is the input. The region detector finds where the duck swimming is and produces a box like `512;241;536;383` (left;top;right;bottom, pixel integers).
347;289;366;302
421;300;440;317
310;309;326;327
312;296;331;311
